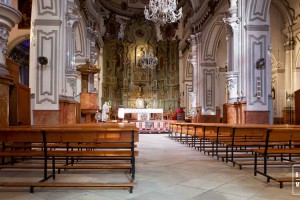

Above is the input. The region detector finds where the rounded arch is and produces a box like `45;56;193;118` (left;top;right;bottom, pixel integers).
245;0;271;24
8;38;30;86
271;0;294;29
7;34;30;55
74;7;87;61
203;14;226;62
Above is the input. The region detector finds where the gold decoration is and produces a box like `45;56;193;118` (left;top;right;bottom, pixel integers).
76;59;100;74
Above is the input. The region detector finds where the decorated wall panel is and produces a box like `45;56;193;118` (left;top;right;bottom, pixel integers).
37;0;58;16
248;35;267;105
36;29;58;106
203;69;215;112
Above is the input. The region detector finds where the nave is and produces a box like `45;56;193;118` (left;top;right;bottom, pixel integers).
0;134;297;200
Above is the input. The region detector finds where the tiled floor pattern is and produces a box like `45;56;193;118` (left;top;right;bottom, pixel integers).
0;134;299;200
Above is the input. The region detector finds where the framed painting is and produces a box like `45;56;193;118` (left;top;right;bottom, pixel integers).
18;0;32;29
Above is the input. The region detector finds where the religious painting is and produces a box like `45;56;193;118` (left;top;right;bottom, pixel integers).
18;0;32;29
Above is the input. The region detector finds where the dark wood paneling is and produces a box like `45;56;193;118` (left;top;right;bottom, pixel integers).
9;83;31;125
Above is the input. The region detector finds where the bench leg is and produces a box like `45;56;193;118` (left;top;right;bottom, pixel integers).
30;186;34;193
225;146;228;163
254;152;257;176
130;186;133;193
52;156;55;180
211;142;215;157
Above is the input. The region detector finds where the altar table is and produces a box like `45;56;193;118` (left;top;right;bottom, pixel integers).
118;108;164;120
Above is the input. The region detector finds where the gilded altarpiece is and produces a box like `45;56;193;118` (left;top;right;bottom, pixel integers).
102;20;179;111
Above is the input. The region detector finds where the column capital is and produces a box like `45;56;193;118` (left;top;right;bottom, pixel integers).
87;26;97;39
284;36;296;51
0;27;9;55
228;6;238;18
223;17;240;33
188;56;197;66
66;11;81;28
188;32;202;46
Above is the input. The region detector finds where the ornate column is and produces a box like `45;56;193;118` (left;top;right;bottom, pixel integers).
282;36;295;124
0;27;9;75
226;73;239;102
284;36;295;103
86;26;98;92
65;4;80;97
0;3;21;127
188;32;201;107
223;2;240;103
98;47;104;107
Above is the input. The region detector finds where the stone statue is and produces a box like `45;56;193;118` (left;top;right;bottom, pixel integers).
102;102;109;122
136;96;145;108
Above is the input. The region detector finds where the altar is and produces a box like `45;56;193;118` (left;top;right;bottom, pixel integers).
118;108;164;120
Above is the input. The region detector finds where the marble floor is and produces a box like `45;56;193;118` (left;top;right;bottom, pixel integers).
0;134;299;200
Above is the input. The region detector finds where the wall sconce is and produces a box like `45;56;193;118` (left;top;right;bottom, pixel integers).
271;87;275;99
37;56;48;66
256;58;265;69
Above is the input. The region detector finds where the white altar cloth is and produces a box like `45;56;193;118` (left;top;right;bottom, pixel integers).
118;108;164;120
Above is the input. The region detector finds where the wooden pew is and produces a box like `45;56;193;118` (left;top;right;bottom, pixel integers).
0;127;56;185
0;123;138;193
253;127;300;188
228;125;300;168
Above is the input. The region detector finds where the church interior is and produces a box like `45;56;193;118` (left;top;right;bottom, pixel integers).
1;0;300;199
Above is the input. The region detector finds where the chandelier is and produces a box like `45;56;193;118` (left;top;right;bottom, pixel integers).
140;48;158;69
144;0;182;24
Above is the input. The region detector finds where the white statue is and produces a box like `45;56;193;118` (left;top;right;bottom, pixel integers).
136;96;145;108
102;102;109;122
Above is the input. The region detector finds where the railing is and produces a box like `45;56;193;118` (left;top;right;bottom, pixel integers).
133;120;170;133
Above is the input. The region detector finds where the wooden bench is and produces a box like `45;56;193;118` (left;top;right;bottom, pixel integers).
0;123;138;193
252;127;300;188
0;127;52;180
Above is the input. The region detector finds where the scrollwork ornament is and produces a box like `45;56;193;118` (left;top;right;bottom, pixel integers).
188;57;197;66
227;79;237;98
188;32;202;45
0;28;9;55
223;17;240;33
229;6;238;17
284;36;296;51
66;7;80;28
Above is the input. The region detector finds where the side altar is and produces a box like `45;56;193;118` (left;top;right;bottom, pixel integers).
118;108;163;120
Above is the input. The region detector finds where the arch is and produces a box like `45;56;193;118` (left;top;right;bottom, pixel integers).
203;14;225;62
246;0;270;23
8;39;30;86
271;0;294;29
74;7;87;61
7;34;30;55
